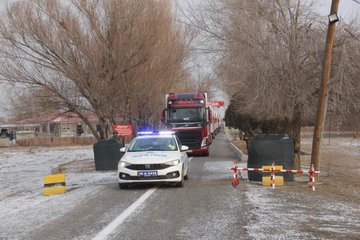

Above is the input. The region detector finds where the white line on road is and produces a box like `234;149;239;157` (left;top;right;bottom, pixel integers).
92;188;157;240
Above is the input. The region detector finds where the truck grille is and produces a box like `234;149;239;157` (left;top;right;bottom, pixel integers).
175;129;202;149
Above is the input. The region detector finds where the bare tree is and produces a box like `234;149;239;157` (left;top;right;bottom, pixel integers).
329;20;360;133
184;0;360;168
4;86;57;120
0;0;190;139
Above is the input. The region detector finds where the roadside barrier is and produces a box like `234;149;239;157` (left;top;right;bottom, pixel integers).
231;164;240;187
230;161;320;191
42;174;66;196
262;163;284;188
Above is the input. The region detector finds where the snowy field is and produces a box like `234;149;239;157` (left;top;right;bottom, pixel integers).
0;146;117;201
0;146;117;239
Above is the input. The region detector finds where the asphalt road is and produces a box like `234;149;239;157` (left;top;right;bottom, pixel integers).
9;133;360;240
27;132;250;240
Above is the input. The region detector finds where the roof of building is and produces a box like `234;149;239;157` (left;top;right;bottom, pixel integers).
17;112;99;124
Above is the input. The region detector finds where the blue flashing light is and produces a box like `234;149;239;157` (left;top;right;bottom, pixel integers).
137;130;175;136
137;131;155;136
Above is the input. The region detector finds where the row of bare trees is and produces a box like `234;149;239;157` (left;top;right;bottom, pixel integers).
0;0;195;140
2;0;359;154
183;0;360;167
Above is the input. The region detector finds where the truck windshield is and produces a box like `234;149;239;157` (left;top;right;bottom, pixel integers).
168;107;205;123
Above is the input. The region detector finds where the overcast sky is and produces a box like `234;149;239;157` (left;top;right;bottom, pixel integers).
315;0;360;19
0;0;359;120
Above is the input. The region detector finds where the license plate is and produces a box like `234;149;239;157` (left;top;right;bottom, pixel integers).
138;171;158;177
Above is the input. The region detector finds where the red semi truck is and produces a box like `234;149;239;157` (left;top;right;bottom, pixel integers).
162;92;212;156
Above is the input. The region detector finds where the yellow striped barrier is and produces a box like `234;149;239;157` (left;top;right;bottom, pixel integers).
42;174;66;196
262;176;284;186
262;165;284;187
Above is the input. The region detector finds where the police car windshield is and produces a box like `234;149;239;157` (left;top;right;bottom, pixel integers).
127;136;178;152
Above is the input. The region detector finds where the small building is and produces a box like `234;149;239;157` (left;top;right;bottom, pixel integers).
1;112;99;140
0;123;40;140
0;112;101;147
17;112;100;138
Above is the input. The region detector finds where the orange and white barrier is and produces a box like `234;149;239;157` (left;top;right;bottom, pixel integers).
229;161;320;191
270;162;276;189
230;160;240;187
309;164;316;191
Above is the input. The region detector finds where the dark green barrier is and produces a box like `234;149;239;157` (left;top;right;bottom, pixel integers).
248;134;295;181
93;139;124;170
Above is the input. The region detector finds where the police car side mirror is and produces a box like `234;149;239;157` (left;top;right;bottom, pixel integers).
181;145;189;151
120;147;126;152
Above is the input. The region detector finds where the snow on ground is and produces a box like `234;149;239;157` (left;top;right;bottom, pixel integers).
1;137;359;239
233;159;360;240
0;146;116;201
0;146;117;240
233;136;360;240
244;183;360;239
338;138;360;157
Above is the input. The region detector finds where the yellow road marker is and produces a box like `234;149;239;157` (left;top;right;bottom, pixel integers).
42;174;66;196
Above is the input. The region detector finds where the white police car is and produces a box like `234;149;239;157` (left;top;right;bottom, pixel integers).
118;131;189;188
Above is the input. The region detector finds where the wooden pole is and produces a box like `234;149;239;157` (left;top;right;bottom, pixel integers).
311;0;340;171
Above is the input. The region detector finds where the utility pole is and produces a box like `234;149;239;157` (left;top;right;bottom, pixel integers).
311;0;340;171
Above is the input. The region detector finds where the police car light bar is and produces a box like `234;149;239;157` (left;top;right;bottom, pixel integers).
137;131;155;135
158;131;175;135
137;130;175;136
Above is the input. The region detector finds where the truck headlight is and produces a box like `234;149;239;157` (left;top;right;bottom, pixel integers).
201;137;208;147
